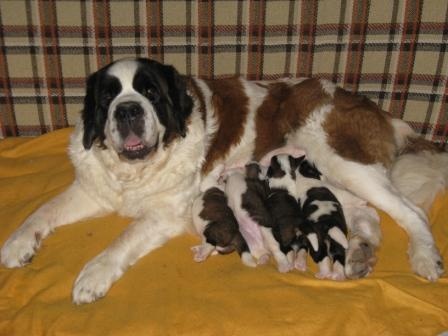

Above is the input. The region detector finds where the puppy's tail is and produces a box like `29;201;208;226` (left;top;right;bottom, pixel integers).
390;119;448;213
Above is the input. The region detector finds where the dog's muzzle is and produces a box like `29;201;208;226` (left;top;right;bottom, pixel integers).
114;101;156;160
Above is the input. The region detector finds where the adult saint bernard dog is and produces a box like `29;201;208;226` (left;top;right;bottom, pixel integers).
1;58;446;304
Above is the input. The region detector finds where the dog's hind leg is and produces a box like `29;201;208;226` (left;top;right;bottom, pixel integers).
327;161;444;281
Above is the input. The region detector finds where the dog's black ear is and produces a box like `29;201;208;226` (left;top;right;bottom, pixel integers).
161;64;193;138
81;70;108;150
82;72;98;149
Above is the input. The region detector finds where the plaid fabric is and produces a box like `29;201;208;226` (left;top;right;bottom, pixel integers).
0;0;447;145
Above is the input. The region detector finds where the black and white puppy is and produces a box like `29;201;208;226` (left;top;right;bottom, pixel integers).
191;185;256;267
264;155;304;273
292;155;348;280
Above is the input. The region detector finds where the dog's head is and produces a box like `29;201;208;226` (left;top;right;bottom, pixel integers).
81;58;193;161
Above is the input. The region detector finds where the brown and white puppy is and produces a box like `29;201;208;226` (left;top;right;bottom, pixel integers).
191;185;256;267
1;58;445;304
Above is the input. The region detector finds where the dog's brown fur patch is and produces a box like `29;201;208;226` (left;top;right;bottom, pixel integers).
323;87;396;166
202;78;249;174
253;78;332;160
401;136;445;154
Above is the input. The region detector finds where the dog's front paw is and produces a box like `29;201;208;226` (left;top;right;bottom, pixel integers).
1;229;43;268
345;237;376;279
409;243;444;282
72;256;123;305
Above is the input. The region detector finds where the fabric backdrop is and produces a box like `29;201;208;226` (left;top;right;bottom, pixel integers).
0;0;447;144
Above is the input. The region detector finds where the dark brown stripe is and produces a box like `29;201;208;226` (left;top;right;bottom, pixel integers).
296;1;318;77
201;78;249;174
38;0;67;130
377;0;399;109
197;0;214;79
0;7;17;136
389;0;423;118
133;0;142;57
93;1;112;67
343;0;370;92
247;0;266;80
332;0;347;84
427;3;448;142
283;0;296;76
25;0;45;135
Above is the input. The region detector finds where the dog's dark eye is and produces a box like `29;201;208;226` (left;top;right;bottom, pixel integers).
146;88;160;103
101;93;114;105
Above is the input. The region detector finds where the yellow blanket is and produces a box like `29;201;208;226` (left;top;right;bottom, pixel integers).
1;129;447;335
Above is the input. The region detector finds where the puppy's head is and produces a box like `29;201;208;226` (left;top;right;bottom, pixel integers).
267;154;303;180
245;162;264;180
81;58;193;161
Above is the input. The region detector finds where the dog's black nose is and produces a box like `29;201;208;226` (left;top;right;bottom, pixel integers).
115;102;143;122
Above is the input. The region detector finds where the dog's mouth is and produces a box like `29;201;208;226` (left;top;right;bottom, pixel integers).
120;134;157;160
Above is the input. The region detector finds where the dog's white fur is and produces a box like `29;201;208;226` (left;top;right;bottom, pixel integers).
1;58;445;304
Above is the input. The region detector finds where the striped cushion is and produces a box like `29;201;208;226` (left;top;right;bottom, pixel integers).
0;0;446;145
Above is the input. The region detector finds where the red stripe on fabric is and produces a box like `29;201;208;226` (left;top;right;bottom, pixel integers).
296;1;317;78
38;0;67;130
343;0;369;92
390;0;422;118
247;0;265;80
0;33;17;136
208;0;214;79
93;1;112;68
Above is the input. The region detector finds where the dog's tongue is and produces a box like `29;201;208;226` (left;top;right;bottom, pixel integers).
124;134;142;147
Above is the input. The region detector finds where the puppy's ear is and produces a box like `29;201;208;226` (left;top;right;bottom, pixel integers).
289;155;304;171
267;156;284;178
161;64;193;138
245;163;261;179
82;72;98;149
299;160;322;180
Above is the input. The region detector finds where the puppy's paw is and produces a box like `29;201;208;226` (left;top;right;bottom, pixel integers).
329;271;346;281
294;251;308;271
191;244;214;262
345;238;376;279
257;254;270;265
1;229;43;268
72;256;122;305
277;261;293;273
241;252;257;268
409;244;444;282
315;271;333;280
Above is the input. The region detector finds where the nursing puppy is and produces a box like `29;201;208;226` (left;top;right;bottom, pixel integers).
223;163;271;265
191;185;256;267
1;58;445;304
295;159;348;280
264;155;304;272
